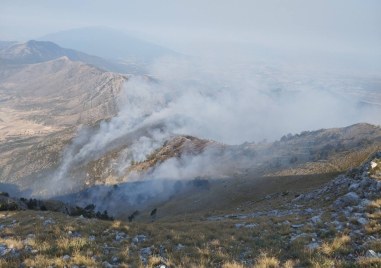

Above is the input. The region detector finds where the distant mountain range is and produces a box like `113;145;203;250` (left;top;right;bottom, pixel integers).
39;27;178;62
0;40;141;74
0;41;17;50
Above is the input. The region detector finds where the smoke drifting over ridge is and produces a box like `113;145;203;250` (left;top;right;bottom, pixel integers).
43;56;381;202
136;57;380;144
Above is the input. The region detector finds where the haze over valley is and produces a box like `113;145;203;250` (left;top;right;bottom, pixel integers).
0;1;381;267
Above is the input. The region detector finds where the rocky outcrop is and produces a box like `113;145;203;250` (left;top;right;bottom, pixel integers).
207;152;381;263
297;151;381;204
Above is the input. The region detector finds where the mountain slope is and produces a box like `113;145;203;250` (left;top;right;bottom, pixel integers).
0;56;126;191
3;124;381;216
129;123;381;179
0;56;126;128
0;40;136;73
0;40;17;50
1;151;380;267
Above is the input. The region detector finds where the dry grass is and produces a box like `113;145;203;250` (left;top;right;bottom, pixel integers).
154;172;338;220
0;210;310;267
357;257;381;267
147;255;165;267
308;255;336;268
222;261;246;268
320;235;351;256
362;240;381;257
365;220;381;235
368;198;381;209
0;161;376;268
254;252;280;268
0;237;24;250
283;259;300;268
0;207;372;268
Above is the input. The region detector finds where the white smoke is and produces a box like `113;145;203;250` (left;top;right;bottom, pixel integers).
43;56;381;200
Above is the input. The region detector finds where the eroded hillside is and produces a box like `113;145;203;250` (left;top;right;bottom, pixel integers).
0;56;126;192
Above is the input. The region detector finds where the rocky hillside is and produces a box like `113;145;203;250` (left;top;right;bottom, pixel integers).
0;56;125;129
55;123;381;189
0;55;127;190
0;40;134;73
0;39;380;267
1;123;376;220
0;151;380;267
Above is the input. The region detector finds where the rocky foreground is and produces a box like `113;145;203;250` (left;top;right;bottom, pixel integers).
0;153;380;267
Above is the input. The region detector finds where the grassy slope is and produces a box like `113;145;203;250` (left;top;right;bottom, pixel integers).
1;157;381;267
1;125;381;267
148;173;339;222
2;193;380;267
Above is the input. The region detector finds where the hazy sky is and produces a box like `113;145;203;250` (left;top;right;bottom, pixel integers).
1;0;380;57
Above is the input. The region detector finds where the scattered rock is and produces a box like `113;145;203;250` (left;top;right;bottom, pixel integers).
359;199;371;208
158;244;167;259
155;264;168;268
111;256;119;264
175;243;185;251
0;244;8;256
26;233;36;239
349;182;360;191
365;249;381;258
357;217;368;225
331;220;343;230
140;246;152;265
133;234;147;243
306;242;320;250
102;261;114;268
70;231;81;238
293;194;304;202
91;255;101;262
62;255;71;262
234;223;245;229
235;222;257;229
367;236;377;241
43;219;55;226
290;233;310;242
311;216;321;224
333;192;360;208
115;232;126;241
305;208;314;214
370;161;378;169
140;247;152;256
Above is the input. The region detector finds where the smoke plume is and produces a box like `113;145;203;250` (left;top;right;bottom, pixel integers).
42;56;381;213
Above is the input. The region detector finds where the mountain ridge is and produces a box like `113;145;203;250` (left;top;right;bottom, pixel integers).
39;27;178;62
0;40;139;74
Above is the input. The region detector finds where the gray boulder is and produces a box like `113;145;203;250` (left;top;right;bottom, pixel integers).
366;249;381;258
333;192;360;208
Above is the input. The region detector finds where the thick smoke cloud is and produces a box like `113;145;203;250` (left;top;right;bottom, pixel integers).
141;57;380;144
42;56;381;209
